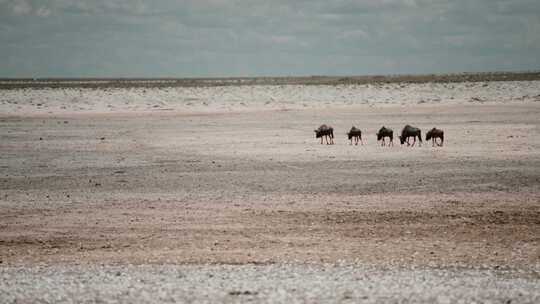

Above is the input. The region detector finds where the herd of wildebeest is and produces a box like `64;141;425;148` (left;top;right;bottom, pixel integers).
314;124;444;147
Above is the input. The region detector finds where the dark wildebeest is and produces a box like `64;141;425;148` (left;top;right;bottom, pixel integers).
376;126;393;146
426;127;444;146
314;124;334;145
399;125;422;146
347;126;363;145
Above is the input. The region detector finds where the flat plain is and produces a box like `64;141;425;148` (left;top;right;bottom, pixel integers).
1;77;540;302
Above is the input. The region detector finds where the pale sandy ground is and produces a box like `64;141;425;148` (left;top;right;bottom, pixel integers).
1;83;540;302
1;80;539;115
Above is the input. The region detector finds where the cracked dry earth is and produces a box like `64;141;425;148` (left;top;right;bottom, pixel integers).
1;103;540;303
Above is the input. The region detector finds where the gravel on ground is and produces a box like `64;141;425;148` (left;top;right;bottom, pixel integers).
2;264;540;304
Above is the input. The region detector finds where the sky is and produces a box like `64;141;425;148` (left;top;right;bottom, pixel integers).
1;0;540;78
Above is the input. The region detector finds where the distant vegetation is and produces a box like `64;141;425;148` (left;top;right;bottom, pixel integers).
1;71;539;89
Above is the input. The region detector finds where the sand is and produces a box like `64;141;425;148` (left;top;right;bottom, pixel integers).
2;264;540;303
1;80;539;116
1;80;540;302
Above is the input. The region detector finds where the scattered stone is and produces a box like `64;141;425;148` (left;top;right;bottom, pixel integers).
0;265;538;303
228;290;258;296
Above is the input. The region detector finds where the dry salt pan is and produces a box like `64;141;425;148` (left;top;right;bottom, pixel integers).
1;81;539;115
1;264;539;304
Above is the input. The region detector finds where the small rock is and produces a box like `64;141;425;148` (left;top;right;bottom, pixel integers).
229;291;258;296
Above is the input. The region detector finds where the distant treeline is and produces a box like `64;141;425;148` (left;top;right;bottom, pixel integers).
1;71;540;89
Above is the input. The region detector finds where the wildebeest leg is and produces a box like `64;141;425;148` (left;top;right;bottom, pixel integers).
320;137;323;144
411;136;416;147
381;138;385;146
432;138;435;147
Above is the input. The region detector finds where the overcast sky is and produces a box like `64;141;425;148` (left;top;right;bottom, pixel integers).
1;0;539;77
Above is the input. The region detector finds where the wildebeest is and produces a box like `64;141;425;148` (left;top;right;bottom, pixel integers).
426;127;444;146
376;126;393;146
347;126;363;145
314;124;334;145
399;125;422;146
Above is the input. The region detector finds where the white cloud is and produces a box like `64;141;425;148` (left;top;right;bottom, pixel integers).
11;0;31;15
339;29;370;40
0;0;539;77
35;7;51;17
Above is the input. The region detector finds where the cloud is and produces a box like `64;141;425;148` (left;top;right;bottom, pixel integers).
2;0;53;17
35;7;52;17
0;0;539;77
11;0;32;15
338;29;370;40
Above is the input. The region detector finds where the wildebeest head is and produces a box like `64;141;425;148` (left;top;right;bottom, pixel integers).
399;135;406;145
377;126;383;141
426;129;433;141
